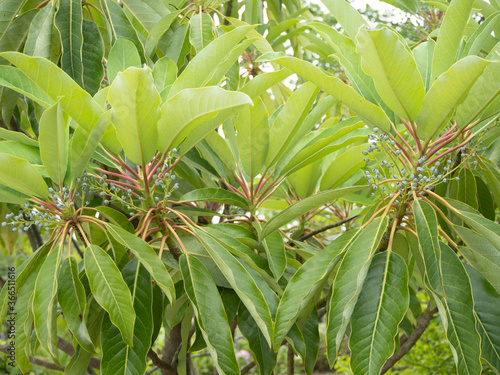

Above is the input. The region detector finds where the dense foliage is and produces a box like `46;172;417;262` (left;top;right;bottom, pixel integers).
0;0;499;374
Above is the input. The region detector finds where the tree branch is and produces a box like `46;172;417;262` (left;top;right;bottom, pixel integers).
296;216;358;242
0;345;63;372
148;348;174;372
381;303;438;374
241;361;256;374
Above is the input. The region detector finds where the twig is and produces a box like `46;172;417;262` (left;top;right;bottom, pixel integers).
148;348;174;371
241;361;256;374
296;216;359;242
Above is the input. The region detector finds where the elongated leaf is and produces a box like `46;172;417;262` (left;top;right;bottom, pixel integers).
261;229;286;281
0;8;35;56
262;185;367;238
466;265;500;372
479;158;500;210
417;56;490;141
326;217;388;363
108;66;160;166
234;97;269;180
39;102;69;185
102;259;153;375
169;26;253;97
15;258;43;373
356;27;425;121
257;53;393;131
107;38;141;84
195;228;274;346
58;257;93;352
33;244;63;364
451;206;500;251
145;11;182;57
433;242;482;375
349;252;409;375
64;346;93;375
0;52;103;132
413;199;444;294
180;254;240;374
432;0;475;80
189;13;215;54
81;19;105;96
320;144;369;190
455;62;500;127
273;229;359;348
0;127;37;147
121;0;168;32
238;304;277;375
413;40;435;91
320;0;367;40
152;56;178;93
0;154;48;198
158;86;252;152
180;188;250;210
303;309;320;375
105;223;175;302
69;111;111;181
0;0;27;39
84;244;135;346
24;1;55;58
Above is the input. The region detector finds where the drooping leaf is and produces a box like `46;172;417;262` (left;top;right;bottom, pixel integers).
273;229;359;349
262;185;367;238
349;252;409;375
101;259;153;375
180;254;240;374
108;66;160;166
105;223;176;303
84;244;136;346
194;228;274;346
58;257;93;352
303;308;320;375
38;102;69;185
466;265;500;372
433;242;482;375
326;217;388;364
33;244;64;364
0;154;48;198
107;38;141;84
356;27;425;121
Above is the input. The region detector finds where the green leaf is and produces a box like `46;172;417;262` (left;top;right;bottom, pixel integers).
320;0;367;40
69;111;111;181
144;11;182;57
234;97;269;180
0;8;35;56
349;252;409;375
101;259;153;375
303;309;320;375
261;185;367;238
58;257;93;352
463;12;500;57
107;38;141;85
180;188;250;210
39;102;69;185
189;13;216;54
456;226;500;293
96;205;134;233
431;0;475;80
257;53;393;131
451;206;500;251
0;0;27;39
180;254;240;374
158;86;252;153
0;153;48;198
413;39;435;91
320;144;369;190
356;27;425;121
326;217;388;364
84;244;136;346
33;244;63;364
266;82;320;167
105;223;175;303
64;346;93;375
169;25;254;97
0;127;38;147
417;56;490;141
261;229;286;281
273;229;359;349
0;52;103;133
413;199;444;294
15;258;43;373
238;304;277;375
152;56;178;93
455;62;500;128
479;158;500;208
24;1;55;58
108;66;160;166
433;242;482;375
466;265;500;372
194;228;274;346
121;0;169;32
81;19;105;96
